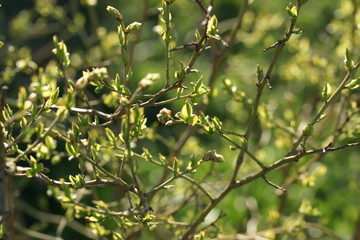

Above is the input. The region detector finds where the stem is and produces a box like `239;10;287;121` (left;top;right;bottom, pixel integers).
164;2;171;87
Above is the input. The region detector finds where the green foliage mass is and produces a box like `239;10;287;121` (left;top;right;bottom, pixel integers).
0;0;359;239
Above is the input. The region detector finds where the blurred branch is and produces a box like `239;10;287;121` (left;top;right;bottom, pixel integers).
15;222;62;240
16;199;97;239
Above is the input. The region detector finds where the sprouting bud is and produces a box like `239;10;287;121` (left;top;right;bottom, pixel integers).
125;22;142;33
344;48;354;70
286;5;297;19
118;24;127;46
106;6;123;22
303;124;313;137
75;76;88;89
256;64;264;81
200;150;224;163
138;73;160;89
76;67;108;89
206;15;219;37
52;35;70;67
157;108;172;124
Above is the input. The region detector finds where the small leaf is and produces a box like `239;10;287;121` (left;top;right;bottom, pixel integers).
345;77;360;90
105;128;116;143
91;145;99;162
118;24;127;46
0;41;4;48
142;148;153;162
159;153;166;165
65;141;78;158
286;6;297;19
212;117;222;132
184;101;193;119
344;48;354;70
206;15;219;37
50;87;59;105
195;29;201;42
52;35;70;67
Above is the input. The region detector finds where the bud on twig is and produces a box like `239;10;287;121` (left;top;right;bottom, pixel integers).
106;6;123;22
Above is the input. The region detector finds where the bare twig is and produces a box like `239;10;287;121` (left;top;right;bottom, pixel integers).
263;176;287;192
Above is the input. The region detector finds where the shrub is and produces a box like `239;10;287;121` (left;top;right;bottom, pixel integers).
0;0;359;239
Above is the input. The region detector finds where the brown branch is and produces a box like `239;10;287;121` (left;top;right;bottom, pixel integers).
180;140;359;239
263;176;287;192
16;199;97;239
194;0;207;14
236;142;360;189
7;168;132;191
64;200;151;217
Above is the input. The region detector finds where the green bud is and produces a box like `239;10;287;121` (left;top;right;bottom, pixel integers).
117;24;127;46
345;77;360;90
344;48;354;70
157;108;172;124
303;124;313;137
256;64;264;82
321;82;332;102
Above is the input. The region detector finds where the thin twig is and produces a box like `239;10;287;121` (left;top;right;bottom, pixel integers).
263;176;287;192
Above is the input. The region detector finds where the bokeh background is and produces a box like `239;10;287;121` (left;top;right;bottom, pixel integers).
0;0;359;239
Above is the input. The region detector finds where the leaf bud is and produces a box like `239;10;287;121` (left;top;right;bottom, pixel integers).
106;6;123;22
157;108;172;124
125;22;142;33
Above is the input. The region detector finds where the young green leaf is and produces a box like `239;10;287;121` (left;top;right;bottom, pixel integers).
105;128;116;144
286;6;297;19
344;48;354;70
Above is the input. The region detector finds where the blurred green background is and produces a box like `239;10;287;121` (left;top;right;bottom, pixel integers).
0;0;359;239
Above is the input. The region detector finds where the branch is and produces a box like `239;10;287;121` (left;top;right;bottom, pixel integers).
263;176;287;192
16;199;97;239
288;62;360;154
64;200;151;217
235;142;360;188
